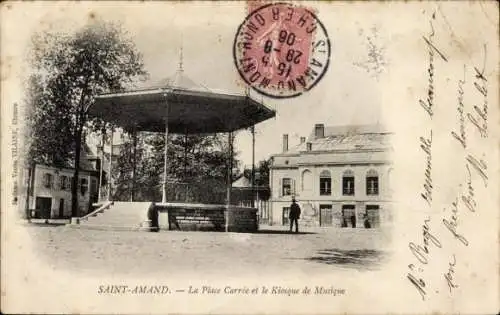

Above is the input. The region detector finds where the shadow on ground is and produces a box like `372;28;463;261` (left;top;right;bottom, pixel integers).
304;248;389;270
26;221;69;227
256;229;317;235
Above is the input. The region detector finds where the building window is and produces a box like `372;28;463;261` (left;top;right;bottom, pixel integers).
319;204;333;226
43;173;53;189
59;175;67;190
319;170;331;195
282;207;290;225
365;205;380;228
282;178;292;196
366;169;379;195
341;204;356;228
91;178;98;193
342;170;355;196
80;178;88;196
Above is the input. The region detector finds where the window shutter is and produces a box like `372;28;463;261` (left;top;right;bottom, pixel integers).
292;179;296;196
43;173;49;188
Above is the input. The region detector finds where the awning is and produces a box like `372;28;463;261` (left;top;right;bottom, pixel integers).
89;87;276;134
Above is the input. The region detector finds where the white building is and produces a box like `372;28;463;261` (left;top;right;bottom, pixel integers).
22;164;99;219
19;143;104;219
269;124;394;228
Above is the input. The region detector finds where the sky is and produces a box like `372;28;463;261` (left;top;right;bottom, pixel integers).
124;3;384;167
6;2;386;168
4;3;499;311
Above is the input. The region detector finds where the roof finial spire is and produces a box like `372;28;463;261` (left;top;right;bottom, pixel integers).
178;45;184;73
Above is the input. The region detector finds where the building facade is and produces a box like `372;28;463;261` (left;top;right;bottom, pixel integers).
22;164;99;219
269;124;393;228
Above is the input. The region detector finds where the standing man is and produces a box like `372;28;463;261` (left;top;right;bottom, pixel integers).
289;197;301;233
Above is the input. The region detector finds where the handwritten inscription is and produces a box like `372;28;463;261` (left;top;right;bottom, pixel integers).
409;218;442;264
438;50;489;297
418;13;448;118
407;11;489;301
419;132;433;206
407;217;442;300
468;57;488;138
444;254;459;293
451;66;467;149
466;154;488;188
442;198;468;246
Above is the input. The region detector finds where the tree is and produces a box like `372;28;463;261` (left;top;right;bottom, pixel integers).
27;20;147;217
243;158;270;186
242;158;271;201
256;159;270;187
112;131;241;204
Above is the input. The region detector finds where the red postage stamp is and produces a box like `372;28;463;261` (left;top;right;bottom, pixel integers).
233;2;331;98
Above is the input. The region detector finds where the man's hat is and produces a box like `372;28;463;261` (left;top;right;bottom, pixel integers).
292;196;296;202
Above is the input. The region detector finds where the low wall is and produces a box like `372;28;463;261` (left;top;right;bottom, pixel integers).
154;203;258;232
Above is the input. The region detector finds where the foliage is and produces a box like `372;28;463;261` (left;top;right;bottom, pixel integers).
241;158;271;201
243;158;270;186
24;74;74;167
113;132;240;204
26;20;147;216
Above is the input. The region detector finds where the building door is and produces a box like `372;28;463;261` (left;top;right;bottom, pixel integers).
319;204;333;226
282;207;290;226
365;205;380;228
58;199;65;218
35;197;52;219
341;205;356;228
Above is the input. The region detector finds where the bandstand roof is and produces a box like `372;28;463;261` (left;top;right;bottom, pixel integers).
89;70;276;134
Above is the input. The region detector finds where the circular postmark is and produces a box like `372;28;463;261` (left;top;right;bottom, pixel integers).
233;2;331;99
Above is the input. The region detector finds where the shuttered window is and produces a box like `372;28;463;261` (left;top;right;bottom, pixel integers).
43;173;53;189
366;170;379;195
282;178;292;196
319;170;331;195
342;170;355;196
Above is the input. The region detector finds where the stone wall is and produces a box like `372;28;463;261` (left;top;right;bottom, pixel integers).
227;207;258;232
154;203;258;232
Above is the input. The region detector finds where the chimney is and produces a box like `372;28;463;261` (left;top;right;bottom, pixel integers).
300;137;306;144
306;142;312;151
282;134;289;152
314;124;325;139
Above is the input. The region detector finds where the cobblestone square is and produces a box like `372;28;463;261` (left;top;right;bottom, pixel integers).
27;224;392;277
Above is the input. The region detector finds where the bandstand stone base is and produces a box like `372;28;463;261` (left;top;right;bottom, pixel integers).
154;203;258;232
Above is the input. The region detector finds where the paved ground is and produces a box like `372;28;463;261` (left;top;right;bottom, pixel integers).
26;224;393;277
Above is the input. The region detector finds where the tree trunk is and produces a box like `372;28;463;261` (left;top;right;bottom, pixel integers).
71;127;83;218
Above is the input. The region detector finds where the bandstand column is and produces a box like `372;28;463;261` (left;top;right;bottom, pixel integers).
251;125;255;208
162;95;170;203
225;131;233;232
184;131;188;201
